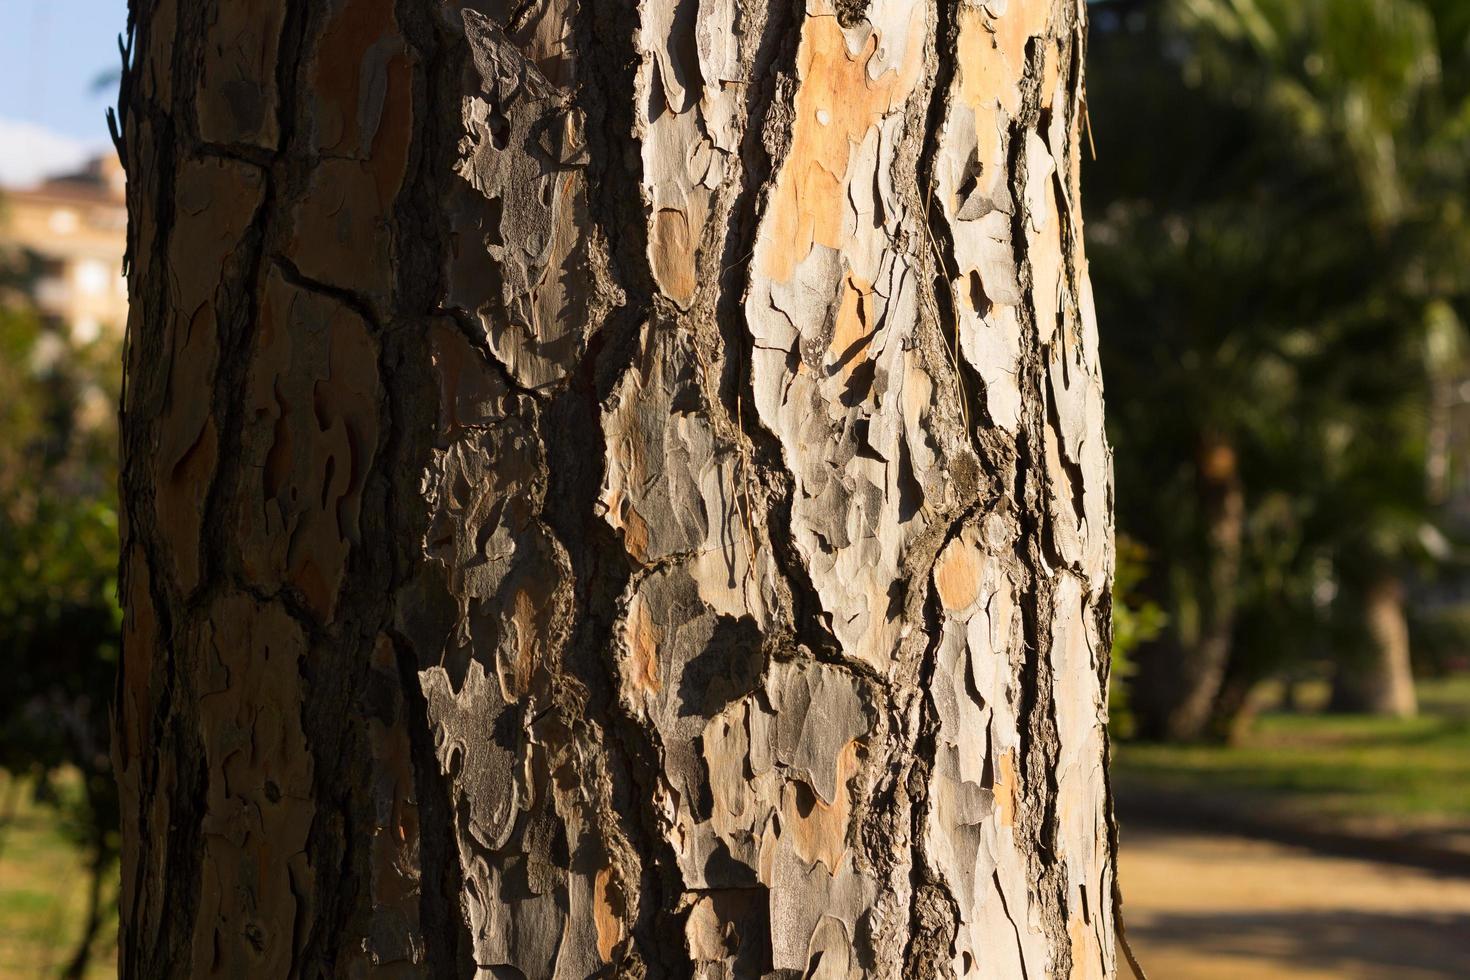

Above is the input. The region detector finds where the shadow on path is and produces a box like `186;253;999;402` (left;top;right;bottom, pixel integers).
1133;909;1470;978
1119;824;1470;978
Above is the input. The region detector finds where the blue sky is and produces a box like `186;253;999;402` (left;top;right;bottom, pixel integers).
0;0;129;183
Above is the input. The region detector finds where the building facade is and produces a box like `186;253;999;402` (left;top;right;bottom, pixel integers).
0;155;127;342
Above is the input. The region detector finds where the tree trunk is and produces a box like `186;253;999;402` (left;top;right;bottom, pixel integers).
1329;574;1417;718
114;1;1117;977
61;832;111;980
1132;432;1242;742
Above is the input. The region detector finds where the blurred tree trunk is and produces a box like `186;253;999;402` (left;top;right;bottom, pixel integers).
113;1;1119;977
1133;433;1243;741
1207;675;1261;745
1329;575;1418;718
60;829;110;980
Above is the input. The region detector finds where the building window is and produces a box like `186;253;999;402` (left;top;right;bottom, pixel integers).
49;209;80;234
76;259;110;295
72;316;102;345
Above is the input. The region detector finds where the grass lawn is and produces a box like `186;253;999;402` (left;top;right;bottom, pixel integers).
1114;676;1470;836
0;771;116;979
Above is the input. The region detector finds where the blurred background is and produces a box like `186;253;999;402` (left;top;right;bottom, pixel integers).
0;0;1468;977
1091;1;1470;976
0;0;127;976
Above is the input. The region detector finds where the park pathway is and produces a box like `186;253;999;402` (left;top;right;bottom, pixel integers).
1118;825;1470;979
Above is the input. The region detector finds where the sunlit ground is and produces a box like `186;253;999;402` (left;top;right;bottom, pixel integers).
0;771;115;979
1116;675;1470;979
1121;826;1470;979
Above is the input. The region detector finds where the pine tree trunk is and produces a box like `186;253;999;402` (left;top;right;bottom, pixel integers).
114;1;1117;977
1329;574;1417;718
1133;433;1243;742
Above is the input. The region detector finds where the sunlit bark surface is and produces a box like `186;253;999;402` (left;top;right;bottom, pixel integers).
115;1;1117;976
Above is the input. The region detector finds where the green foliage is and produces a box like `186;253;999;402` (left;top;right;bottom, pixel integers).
1409;600;1470;674
0;246;123;925
1088;0;1470;735
1110;536;1167;739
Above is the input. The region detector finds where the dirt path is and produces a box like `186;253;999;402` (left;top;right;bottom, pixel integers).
1118;825;1470;979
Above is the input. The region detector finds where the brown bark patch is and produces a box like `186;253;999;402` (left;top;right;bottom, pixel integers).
196;0;286;148
191;593;316;978
239;272;380;624
156;409;217;594
310;0;399;156
118;546;156;766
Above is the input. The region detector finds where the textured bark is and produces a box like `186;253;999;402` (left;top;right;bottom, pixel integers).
115;1;1116;977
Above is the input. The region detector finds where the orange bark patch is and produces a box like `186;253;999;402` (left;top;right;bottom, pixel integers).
600;485;652;563
651;208;697;306
621;501;651;563
1041;36;1062;111
625;593;662;696
995;748;1019;828
509;588;538;698
956;2;1051;117
953;2;1054;210
758;11;926;283
593;866;624;963
955;11;1007;203
783;739;860;872
1069;909;1104;980
827;273;875;374
934;536;981;612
